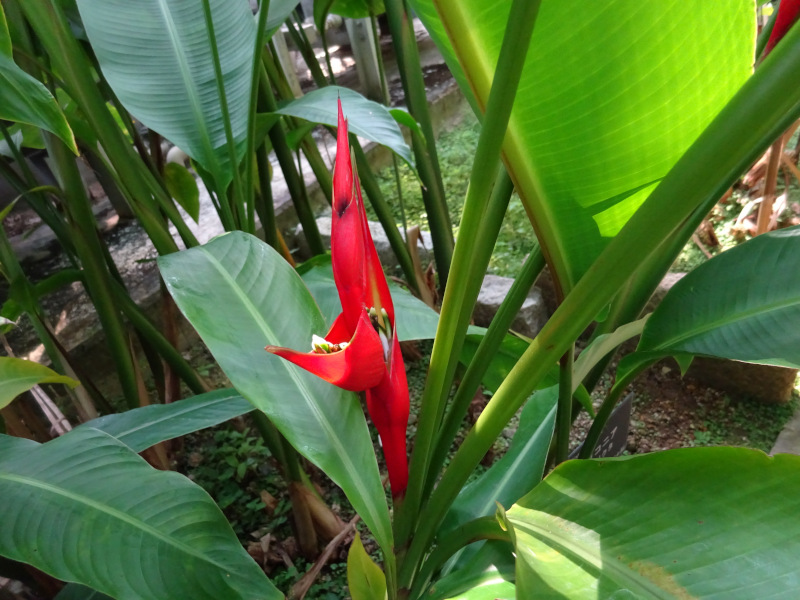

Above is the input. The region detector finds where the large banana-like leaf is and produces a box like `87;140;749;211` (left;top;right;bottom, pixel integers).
503;448;800;598
0;357;78;410
622;225;800;375
76;0;255;187
78;388;254;452
159;232;393;555
409;0;753;293
0;2;77;154
0;428;281;600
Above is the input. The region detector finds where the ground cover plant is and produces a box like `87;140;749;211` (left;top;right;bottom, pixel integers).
3;0;800;599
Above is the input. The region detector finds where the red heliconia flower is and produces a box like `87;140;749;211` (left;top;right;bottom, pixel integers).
266;100;410;497
764;0;800;58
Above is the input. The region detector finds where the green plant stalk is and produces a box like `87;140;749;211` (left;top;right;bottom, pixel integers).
286;12;328;88
402;22;800;580
46;135;141;409
255;143;278;249
106;279;208;396
0;144;75;262
200;0;248;232
353;143;420;294
384;0;454;288
756;3;779;61
409;516;509;599
396;0;541;561
243;0;272;237
18;1;195;254
427;240;545;494
555;347;574;464
258;62;325;255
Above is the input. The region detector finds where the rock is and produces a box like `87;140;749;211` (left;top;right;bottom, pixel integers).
687;358;797;404
772;407;800;455
474;274;547;338
293;216;433;270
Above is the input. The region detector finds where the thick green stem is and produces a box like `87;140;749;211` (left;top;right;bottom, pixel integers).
258;62;325;255
384;0;454;288
255;143;278;248
401;20;800;585
286;12;328;88
396;0;541;552
47;136;141;409
555;347;574;465
427;241;544;494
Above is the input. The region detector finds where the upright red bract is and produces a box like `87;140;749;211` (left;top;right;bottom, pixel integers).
266;100;410;497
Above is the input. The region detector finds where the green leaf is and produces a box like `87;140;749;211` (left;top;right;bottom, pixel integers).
76;0;256;188
389;108;424;138
409;0;753;293
347;531;387;600
0;428;281;599
299;254;439;341
163;162;200;222
159;231;392;554
504;448;800;598
0;54;77;153
0;357;78;410
264;0;301;32
275;86;415;167
77;389;254;452
327;0;385;19
426;541;515;600
572;315;649;386
623;226;800;376
0;2;12;58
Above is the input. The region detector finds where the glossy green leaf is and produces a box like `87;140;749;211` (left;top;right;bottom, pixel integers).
504;448;800;598
275;86;415;167
0;428;281;599
159;232;392;554
0;54;77;154
77;389;254;452
0;3;11;58
389;108;423;138
163;162;200;222
299;254;439;341
76;0;256;188
410;0;753;293
623;226;800;377
347;531;387;600
0;357;78;410
572;315;648;386
426;541;515;600
264;0;301;32
327;0;385;19
444;387;556;531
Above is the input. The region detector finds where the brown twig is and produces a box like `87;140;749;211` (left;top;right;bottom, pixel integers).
288;514;361;600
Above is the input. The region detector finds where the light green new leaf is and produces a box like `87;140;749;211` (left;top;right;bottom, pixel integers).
410;0;753;293
275;86;415;167
347;532;387;600
77;389;254;452
76;0;256;187
299;254;439;341
0;54;77;154
426;541;515;600
622;226;800;377
159;232;392;554
0;428;281;600
504;448;800;598
0;357;78;410
163;162;200;222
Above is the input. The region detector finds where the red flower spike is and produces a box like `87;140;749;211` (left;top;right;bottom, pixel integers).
764;0;800;58
267;98;410;499
265;309;385;392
